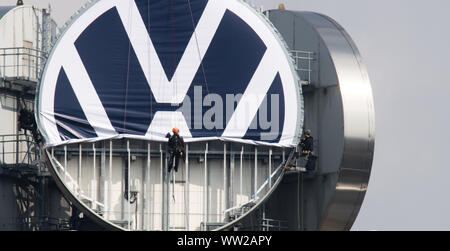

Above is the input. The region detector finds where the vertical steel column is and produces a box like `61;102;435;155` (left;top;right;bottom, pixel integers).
228;144;236;208
64;145;67;183
230;145;235;210
147;142;151;230
101;142;106;217
92;143;96;210
160;144;164;231
240;146;243;200
262;204;266;231
203;143;208;230
254;147;258;198
269;149;272;188
78;144;82;196
185;144;189;231
108;140;112;220
223;143;227;220
170;163;175;229
164;146;170;231
127;140;131;230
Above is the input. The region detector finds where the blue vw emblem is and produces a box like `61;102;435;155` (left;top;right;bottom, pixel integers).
37;0;303;147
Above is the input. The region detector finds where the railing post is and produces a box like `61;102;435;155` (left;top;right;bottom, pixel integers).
269;149;272;188
230;145;235;213
146;142;151;230
254;147;258;198
159;144;163;231
203;143;208;230
78;144;82;196
100;142;106;219
108;140;113;221
92;143;97;211
223;143;227;221
240;146;243;202
184;144;189;231
64;145;67;183
127;140;131;230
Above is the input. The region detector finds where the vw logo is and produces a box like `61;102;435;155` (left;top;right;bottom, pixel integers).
37;0;303;147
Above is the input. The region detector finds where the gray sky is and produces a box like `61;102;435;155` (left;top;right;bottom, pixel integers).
2;0;450;230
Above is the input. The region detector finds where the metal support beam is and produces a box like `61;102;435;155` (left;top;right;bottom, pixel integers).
164;146;170;231
269;149;272;188
78;144;82;196
230;145;235;210
92;143;96;210
108;140;112;220
101;142;106;215
185;144;189;231
223;143;227;221
15;97;19;164
64;145;67;183
127;140;131;230
254;147;258;198
146;142;151;230
161;143;170;231
160;144;164;231
203;143;208;230
240;146;243;200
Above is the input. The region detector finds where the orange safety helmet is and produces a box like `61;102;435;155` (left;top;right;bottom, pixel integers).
172;127;180;134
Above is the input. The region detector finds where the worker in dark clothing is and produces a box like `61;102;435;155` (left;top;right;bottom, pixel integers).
167;128;185;173
300;130;314;156
300;130;316;171
283;129;316;171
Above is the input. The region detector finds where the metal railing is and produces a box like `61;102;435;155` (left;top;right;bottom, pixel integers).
223;148;295;218
0;47;47;80
16;216;72;231
261;218;288;231
0;134;40;166
291;50;315;85
222;160;284;216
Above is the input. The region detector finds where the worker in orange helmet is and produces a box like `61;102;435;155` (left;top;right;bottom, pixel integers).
167;127;185;173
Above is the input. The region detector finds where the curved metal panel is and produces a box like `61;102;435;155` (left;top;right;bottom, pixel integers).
267;10;375;231
299;12;375;230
